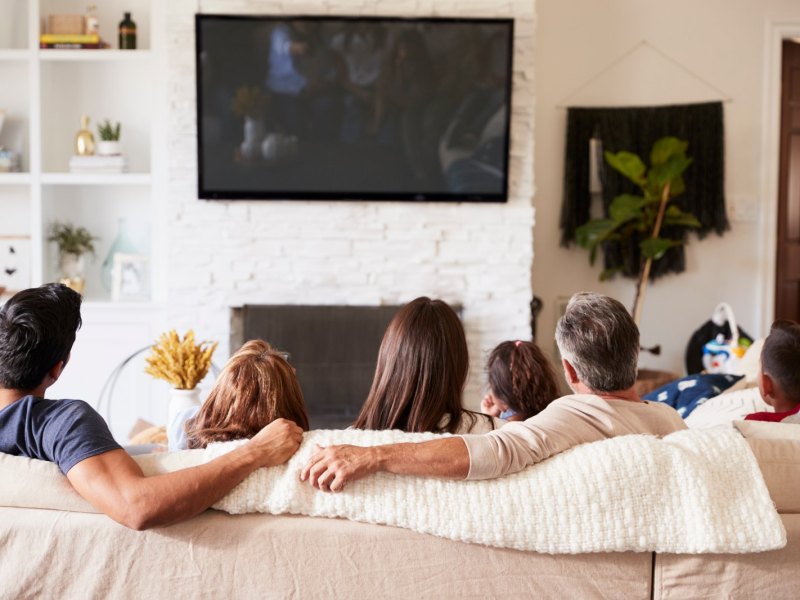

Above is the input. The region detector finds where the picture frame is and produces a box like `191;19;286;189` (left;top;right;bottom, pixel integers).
111;253;149;302
0;235;31;293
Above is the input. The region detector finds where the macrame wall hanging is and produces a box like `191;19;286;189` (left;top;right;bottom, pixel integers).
558;42;730;281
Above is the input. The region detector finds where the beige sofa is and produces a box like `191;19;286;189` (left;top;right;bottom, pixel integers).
1;435;798;599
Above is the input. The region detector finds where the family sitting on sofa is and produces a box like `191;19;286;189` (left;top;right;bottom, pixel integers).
0;284;797;529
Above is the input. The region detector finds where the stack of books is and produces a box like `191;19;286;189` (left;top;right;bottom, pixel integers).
69;155;128;174
40;34;101;50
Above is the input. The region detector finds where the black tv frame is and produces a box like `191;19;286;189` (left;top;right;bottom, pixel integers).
195;14;514;202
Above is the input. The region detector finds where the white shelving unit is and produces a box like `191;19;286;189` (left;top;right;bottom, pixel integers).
0;0;164;303
1;0;168;435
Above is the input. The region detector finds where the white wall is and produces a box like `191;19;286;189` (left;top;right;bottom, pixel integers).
533;0;800;374
165;0;536;407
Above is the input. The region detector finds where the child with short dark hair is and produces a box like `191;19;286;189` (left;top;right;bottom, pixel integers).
745;320;800;423
481;340;559;421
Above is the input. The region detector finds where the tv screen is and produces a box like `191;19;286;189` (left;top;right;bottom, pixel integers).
196;15;514;201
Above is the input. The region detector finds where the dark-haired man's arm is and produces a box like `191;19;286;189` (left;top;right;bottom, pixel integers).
300;436;470;492
67;418;302;530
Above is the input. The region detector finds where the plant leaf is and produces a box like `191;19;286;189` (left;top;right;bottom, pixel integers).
663;205;702;228
609;194;649;223
575;219;620;248
604;151;647;186
648;155;694;189
640;237;682;260
649;137;688;166
599;266;623;281
669;175;686;197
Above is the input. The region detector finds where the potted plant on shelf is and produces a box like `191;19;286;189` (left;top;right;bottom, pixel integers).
96;119;122;156
145;329;218;438
47;221;98;294
575;136;700;326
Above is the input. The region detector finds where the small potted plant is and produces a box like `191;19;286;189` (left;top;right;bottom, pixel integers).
96;119;122;156
48;221;98;294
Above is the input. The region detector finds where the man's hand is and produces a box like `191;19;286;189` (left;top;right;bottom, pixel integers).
300;444;378;492
249;418;304;468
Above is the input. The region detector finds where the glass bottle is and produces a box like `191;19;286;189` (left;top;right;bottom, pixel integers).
75;115;95;156
85;5;99;36
101;218;144;292
118;12;136;50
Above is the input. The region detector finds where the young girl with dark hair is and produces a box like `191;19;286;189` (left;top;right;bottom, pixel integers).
169;339;310;450
481;340;560;421
353;296;498;435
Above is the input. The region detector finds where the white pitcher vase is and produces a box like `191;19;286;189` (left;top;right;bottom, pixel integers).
168;387;201;433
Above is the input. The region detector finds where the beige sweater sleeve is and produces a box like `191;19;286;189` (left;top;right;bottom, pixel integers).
460;394;687;480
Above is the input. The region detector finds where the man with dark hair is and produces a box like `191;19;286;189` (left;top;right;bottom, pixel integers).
745;320;800;423
300;292;686;492
0;284;304;530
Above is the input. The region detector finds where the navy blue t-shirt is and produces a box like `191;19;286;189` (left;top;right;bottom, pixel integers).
0;396;121;474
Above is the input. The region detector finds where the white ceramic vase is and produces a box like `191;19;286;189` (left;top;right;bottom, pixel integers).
59;252;85;279
167;387;201;432
58;252;86;294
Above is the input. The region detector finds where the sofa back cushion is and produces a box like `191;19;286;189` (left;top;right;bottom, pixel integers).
1;436;798;516
746;437;800;513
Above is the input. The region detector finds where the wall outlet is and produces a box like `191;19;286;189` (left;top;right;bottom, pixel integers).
727;195;759;223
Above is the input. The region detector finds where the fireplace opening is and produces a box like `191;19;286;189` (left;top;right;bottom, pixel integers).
230;304;402;429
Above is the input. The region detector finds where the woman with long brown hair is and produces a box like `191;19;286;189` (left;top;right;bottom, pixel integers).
170;339;309;450
353;296;497;434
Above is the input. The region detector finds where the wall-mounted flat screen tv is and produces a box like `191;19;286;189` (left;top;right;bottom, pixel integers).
196;15;514;201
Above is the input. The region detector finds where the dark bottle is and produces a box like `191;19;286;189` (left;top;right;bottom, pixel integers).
119;12;137;50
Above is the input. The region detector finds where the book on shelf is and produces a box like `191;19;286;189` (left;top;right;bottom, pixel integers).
69;155;128;174
40;34;100;44
40;43;101;49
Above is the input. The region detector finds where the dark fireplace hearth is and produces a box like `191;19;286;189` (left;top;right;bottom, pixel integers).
230;304;402;429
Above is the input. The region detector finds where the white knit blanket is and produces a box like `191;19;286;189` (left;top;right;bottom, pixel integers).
176;427;786;554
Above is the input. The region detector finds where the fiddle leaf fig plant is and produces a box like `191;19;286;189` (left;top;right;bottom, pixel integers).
575;137;700;325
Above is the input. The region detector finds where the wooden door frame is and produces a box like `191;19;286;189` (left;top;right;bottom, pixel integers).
759;22;800;333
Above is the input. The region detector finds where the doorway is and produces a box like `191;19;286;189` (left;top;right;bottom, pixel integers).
776;40;800;321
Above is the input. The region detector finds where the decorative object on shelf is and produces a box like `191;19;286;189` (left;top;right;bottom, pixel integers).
39;33;101;50
101;217;145;291
96;119;122;156
111;253;149;302
46;14;85;35
575;137;699;326
68;154;128;174
0;149;21;173
118;12;136;50
85;5;99;36
47;221;98;294
144;329;218;429
0;236;31;293
74;115;95;156
0;109;21;173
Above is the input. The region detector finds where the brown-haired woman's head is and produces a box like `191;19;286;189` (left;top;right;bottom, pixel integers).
185;339;309;449
353;297;469;434
487;340;559;419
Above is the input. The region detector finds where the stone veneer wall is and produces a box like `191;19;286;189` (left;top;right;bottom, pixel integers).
165;0;536;407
